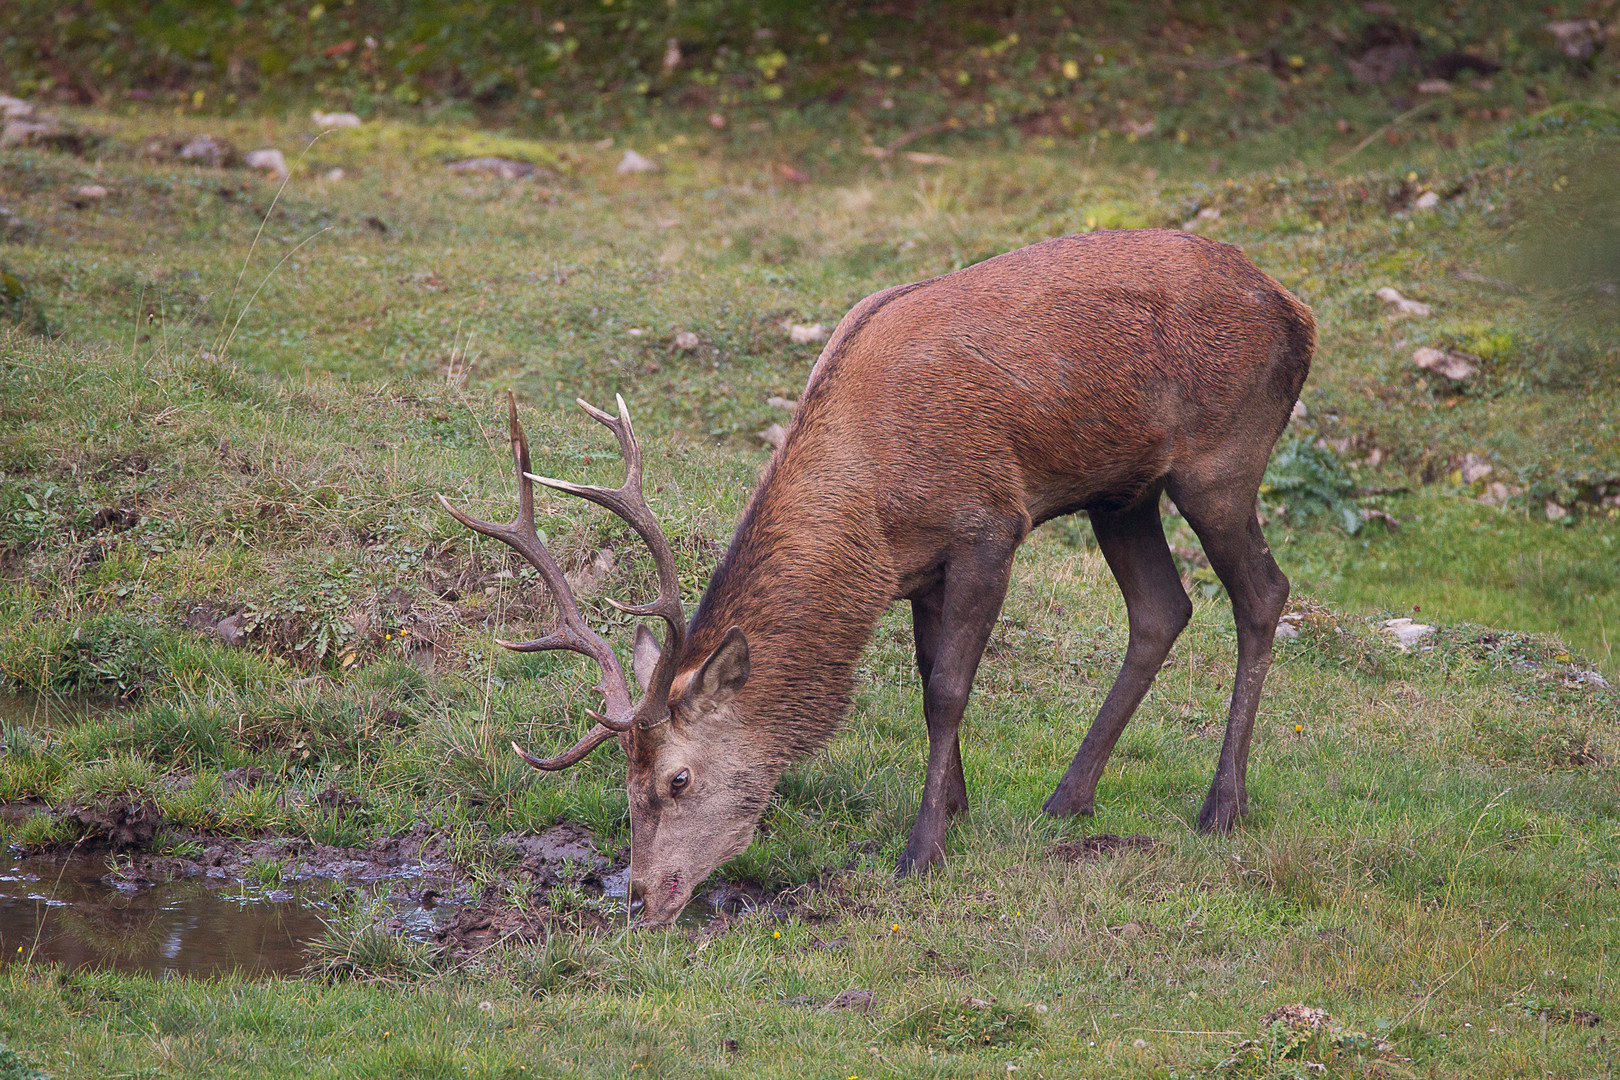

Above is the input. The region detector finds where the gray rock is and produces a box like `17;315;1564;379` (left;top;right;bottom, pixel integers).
215;614;246;646
444;157;546;180
177;134;237;168
244;148;289;178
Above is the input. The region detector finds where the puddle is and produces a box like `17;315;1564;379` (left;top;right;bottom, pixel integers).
0;849;332;978
0;692;123;730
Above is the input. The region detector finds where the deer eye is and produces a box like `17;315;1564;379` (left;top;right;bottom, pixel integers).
670;769;690;797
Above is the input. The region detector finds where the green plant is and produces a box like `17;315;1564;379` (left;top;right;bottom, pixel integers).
0;1043;50;1080
887;995;1039;1049
1261;438;1359;533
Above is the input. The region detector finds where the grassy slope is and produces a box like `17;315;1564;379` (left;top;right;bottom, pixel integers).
1;72;1619;1080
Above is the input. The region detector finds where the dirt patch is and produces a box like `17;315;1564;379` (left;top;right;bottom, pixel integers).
1047;833;1158;862
70;798;161;851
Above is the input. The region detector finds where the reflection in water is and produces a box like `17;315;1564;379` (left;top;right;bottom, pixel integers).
0;851;331;978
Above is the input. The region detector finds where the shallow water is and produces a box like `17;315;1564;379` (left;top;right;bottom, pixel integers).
0;850;331;978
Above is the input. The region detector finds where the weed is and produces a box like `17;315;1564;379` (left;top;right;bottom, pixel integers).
887;994;1040;1050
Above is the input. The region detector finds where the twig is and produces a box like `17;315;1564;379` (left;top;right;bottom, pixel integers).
1396;921;1511;1030
1332;101;1445;167
220;226;335;356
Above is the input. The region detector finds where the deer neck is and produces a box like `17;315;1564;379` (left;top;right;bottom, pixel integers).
680;456;895;758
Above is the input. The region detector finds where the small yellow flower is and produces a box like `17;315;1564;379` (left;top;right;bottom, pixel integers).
383;1031;390;1039
1015;911;1022;917
1295;724;1303;733
891;923;900;933
385;633;392;640
773;930;781;939
1061;59;1079;80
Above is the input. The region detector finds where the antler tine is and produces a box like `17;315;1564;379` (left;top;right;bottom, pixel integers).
438;392;637;762
523;395;687;688
511;730;621;772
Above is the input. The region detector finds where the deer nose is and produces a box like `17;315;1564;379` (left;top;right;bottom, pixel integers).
627;880;646;918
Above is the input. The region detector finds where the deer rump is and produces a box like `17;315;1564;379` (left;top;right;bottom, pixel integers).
446;229;1316;926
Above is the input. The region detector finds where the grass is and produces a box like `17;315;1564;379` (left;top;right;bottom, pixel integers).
1;26;1619;1077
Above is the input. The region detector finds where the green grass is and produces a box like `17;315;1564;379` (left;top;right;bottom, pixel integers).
1;38;1619;1078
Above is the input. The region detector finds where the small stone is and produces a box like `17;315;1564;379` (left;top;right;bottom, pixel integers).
244;148;289;178
1545;500;1568;521
1261;1004;1333;1030
1375;286;1431;317
1546;19;1604;59
767;396;797;411
788;322;828;344
1412;190;1441;211
1381;617;1436;651
1417;78;1453;94
757;423;787;450
673;330;700;351
445;157;545;180
825;990;873;1011
662;38;682;72
1459;452;1493;484
902;151;953;165
1181;205;1221;230
311;110;363;128
1479;481;1514;507
1275;621;1301;640
216;615;247;647
323;167;346;182
617;149;657;174
70;184;108;206
178;134;236;168
0;95;35;120
1290;399;1308;421
708;112;728;130
1412;346;1476;381
1;117;62;147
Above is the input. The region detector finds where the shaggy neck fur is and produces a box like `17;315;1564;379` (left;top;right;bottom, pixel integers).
679;430;895;764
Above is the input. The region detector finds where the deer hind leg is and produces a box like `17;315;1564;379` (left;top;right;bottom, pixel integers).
911;587;968;818
896;528;1021;877
1043;493;1191;818
1168;478;1290;833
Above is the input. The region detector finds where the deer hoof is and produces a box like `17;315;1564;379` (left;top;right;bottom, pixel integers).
1196;796;1245;834
1040;788;1096;819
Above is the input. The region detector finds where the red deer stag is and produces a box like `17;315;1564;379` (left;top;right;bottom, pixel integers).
442;229;1315;927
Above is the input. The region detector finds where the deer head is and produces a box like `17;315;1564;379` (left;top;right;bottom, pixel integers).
439;393;763;926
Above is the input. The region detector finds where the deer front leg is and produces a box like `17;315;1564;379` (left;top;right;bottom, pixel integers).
910;586;967;818
897;531;1020;877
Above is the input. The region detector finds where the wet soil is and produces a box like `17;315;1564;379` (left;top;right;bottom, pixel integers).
1;804;801;975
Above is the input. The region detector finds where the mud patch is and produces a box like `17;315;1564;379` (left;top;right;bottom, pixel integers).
1047;833;1158;862
69;798;161;851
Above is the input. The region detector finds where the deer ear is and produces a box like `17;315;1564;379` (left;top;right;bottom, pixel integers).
694;625;750;699
632;624;662;693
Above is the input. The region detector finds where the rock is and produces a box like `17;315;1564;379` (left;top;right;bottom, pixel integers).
1412;346;1476;381
1381;617;1435;651
1375;286;1431;317
825;990;874;1012
1545;500;1568;521
774;162;809;183
69;184;108;207
662;37;682;72
617;149;657;174
1417;78;1453;94
1261;1004;1333;1030
1478;481;1516;507
1181;205;1221;230
244;148;289;178
901;151;952;165
2;117;62;148
757;423;787;450
178;134;236;167
311;110;363;128
1275;620;1301;640
444;157;547;180
1546;19;1605;59
564;547;616;597
708;112;728;130
0;95;34;119
788;322;827;344
323;167;346;182
216;614;247;647
1459;452;1493;484
1412;190;1441;211
672;330;700;351
767;396;797;411
1290;399;1308;421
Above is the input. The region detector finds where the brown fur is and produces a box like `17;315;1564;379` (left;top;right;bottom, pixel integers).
624;229;1314;924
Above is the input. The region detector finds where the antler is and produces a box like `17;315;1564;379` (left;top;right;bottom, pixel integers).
437;392;686;771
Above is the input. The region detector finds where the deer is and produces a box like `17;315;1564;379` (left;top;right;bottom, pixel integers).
440;229;1315;927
